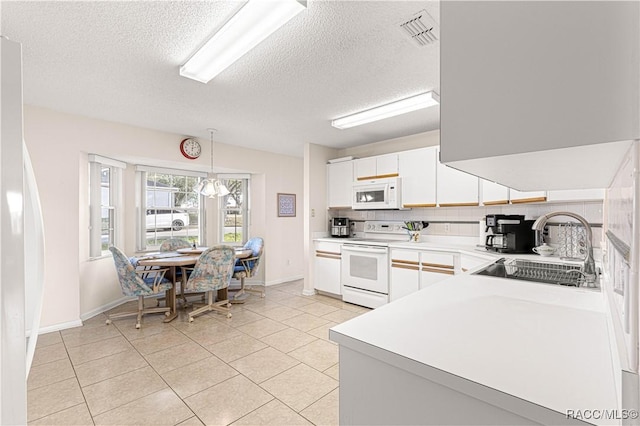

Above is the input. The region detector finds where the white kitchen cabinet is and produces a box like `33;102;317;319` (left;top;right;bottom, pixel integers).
420;251;456;289
440;1;639;191
510;190;546;204
436;154;479;207
389;249;457;299
354;153;398;180
327;161;353;208
481;180;509;206
398;147;437;208
547;189;605;202
390;249;420;301
314;241;342;295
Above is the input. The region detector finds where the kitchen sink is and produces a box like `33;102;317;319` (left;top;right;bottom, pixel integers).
473;258;587;287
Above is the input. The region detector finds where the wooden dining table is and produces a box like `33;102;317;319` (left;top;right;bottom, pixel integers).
138;248;252;322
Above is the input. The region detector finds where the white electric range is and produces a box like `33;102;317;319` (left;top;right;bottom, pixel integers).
340;221;410;308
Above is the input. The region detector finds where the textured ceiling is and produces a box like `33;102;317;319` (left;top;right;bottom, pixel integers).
1;0;440;157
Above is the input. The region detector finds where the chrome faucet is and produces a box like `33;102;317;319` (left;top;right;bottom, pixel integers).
531;211;598;287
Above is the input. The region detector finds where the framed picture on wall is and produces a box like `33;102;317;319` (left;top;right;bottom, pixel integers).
277;193;296;217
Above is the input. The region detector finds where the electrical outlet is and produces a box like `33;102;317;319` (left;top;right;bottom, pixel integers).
311;208;315;218
444;223;451;233
286;259;291;266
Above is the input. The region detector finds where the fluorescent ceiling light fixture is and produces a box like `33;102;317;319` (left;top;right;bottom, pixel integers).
331;91;440;129
180;0;307;83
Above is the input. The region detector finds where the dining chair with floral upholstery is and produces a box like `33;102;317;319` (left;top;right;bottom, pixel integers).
232;237;265;300
107;246;173;329
180;245;235;322
159;238;191;252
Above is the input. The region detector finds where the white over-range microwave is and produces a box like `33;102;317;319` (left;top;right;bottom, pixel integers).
352;177;402;210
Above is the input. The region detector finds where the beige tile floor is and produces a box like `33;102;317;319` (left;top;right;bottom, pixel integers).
28;280;370;425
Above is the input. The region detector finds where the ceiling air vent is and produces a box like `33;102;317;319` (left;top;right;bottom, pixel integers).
400;10;439;46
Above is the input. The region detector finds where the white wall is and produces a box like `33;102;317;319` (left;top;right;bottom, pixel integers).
338;130;439;158
24;105;304;329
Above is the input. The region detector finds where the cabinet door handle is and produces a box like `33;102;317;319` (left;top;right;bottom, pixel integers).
510;196;547;204
438;202;479;207
391;259;419;266
422;267;455;275
316;250;340;256
356;173;399;181
392;263;419;271
421;262;454;269
316;253;341;260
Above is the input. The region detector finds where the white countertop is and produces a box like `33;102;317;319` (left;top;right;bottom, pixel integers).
315;236;591;266
330;273;617;422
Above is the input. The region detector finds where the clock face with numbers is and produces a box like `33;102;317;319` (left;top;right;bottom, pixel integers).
179;138;201;160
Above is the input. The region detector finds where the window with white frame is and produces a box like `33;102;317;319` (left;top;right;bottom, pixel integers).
136;166;206;251
219;175;250;245
89;155;125;258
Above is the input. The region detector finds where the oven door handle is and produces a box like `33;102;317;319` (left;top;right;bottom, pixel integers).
342;245;388;254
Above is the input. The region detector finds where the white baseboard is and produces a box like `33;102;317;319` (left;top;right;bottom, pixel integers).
265;275;304;286
80;296;131;322
231;276;303;288
32;319;84;336
30;296;133;335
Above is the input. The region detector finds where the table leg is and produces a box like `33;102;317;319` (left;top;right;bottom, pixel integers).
163;266;179;322
218;288;228;301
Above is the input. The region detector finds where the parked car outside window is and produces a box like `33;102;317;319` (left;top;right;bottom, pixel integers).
146;209;190;231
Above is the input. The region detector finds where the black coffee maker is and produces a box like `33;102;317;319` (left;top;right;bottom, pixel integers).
485;214;536;253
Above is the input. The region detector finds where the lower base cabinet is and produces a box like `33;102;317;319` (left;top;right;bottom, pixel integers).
390;250;420;301
390;249;457;300
420;251;456;289
314;241;342;295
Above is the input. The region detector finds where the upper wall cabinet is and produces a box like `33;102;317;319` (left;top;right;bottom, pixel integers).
399;147;437;208
354;153;398;181
436;150;479;207
547;189;605;202
510;190;546;204
440;1;639;191
327;161;353;209
481;180;509;206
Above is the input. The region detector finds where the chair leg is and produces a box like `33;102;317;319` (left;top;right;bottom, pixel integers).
240;276;265;298
105;295;171;328
136;297;144;329
189;291;232;322
244;283;266;298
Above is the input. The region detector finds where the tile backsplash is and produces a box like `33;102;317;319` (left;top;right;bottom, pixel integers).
330;200;604;248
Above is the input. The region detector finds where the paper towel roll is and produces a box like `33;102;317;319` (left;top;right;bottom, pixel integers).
478;218;487;245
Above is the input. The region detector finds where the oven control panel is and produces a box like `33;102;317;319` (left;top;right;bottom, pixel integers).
364;221;406;235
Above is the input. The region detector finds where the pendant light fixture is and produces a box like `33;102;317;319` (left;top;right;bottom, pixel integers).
194;129;230;198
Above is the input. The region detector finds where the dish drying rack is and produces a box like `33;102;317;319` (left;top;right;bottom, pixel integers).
557;222;587;260
503;258;585;287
